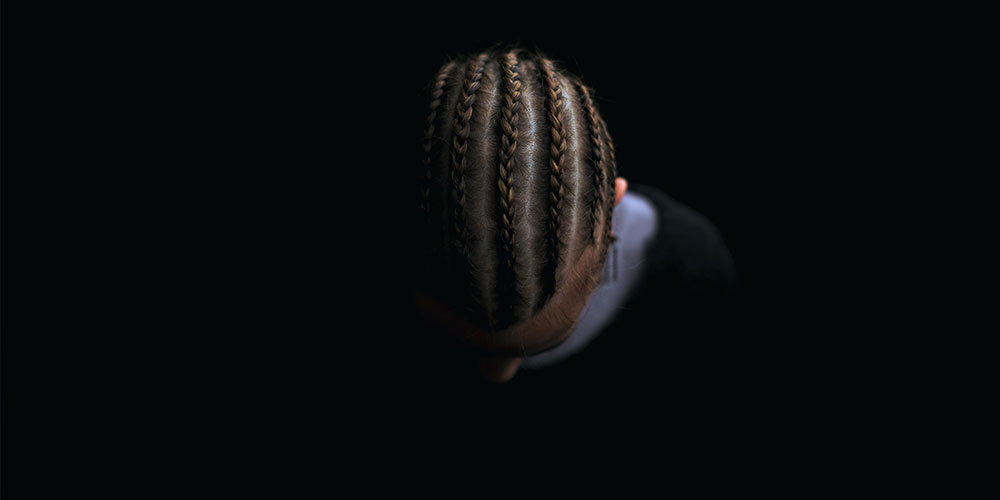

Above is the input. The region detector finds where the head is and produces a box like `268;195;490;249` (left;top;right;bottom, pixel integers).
414;49;624;382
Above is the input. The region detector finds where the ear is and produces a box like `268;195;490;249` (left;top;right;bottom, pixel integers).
614;177;628;206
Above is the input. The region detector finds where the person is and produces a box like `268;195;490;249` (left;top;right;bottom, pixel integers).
407;50;737;387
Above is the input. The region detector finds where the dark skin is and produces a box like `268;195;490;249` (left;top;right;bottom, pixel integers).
417;178;628;383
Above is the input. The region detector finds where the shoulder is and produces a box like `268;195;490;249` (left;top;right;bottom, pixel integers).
627;183;737;301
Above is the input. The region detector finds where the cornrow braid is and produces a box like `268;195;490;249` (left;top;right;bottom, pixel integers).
577;82;607;243
451;55;488;255
498;52;521;314
599;115;618;246
450;54;489;317
422;62;455;219
540;58;566;292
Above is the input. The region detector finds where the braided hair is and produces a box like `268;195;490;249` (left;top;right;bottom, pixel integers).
418;50;618;332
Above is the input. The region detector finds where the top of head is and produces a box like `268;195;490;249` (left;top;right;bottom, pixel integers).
416;49;618;353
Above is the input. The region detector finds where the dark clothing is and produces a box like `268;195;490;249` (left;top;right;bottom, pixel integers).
507;184;739;390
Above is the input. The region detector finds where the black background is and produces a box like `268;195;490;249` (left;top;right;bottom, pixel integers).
9;8;992;492
9;9;965;469
110;14;902;399
7;8;994;493
143;12;910;413
191;9;960;436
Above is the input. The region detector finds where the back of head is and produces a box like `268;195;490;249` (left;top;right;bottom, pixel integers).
416;49;618;351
